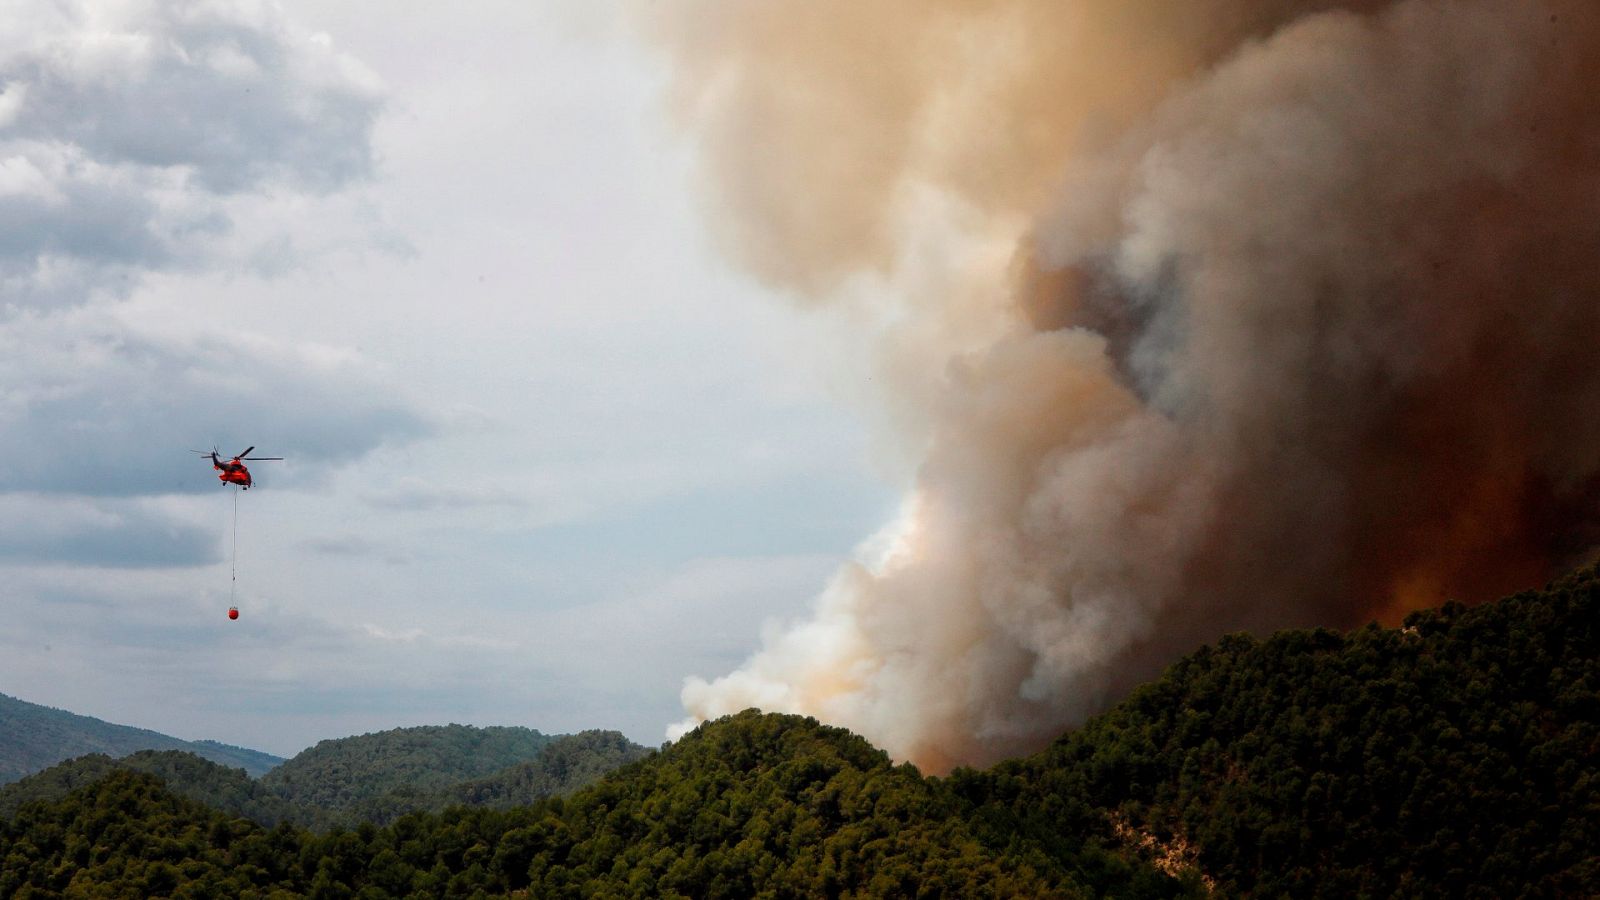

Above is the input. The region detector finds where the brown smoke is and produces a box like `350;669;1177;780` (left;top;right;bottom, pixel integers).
648;0;1600;770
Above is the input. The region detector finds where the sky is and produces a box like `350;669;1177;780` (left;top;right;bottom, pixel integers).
0;0;900;757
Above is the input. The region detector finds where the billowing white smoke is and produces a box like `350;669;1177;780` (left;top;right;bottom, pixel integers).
651;0;1600;769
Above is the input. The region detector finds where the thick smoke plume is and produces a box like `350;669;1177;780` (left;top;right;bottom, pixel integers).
650;0;1600;770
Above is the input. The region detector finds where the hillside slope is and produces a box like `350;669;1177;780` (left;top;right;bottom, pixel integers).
0;770;274;897
952;567;1600;897
0;692;283;784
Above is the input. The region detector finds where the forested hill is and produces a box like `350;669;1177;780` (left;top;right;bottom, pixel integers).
0;713;1163;897
0;692;283;784
3;570;1597;896
950;566;1600;896
258;723;561;820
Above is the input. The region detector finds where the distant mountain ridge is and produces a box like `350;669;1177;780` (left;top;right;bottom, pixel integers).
1;724;654;829
0;692;283;784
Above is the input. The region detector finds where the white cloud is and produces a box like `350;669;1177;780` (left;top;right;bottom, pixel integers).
0;0;385;310
364;476;532;513
0;81;27;128
0;493;216;567
0;152;53;199
0;308;431;501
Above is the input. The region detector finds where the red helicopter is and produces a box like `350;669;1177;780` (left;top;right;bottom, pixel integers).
194;446;282;490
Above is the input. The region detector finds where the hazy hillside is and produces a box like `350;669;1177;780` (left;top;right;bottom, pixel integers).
3;569;1596;896
258;724;558;818
2;726;653;831
0;692;283;784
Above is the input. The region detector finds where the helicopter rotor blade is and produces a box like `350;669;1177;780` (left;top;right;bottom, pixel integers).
237;447;255;459
242;456;283;460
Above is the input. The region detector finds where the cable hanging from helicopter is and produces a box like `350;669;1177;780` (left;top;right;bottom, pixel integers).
192;446;282;620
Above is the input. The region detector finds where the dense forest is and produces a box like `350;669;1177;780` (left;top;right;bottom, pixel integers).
949;566;1600;896
0;693;283;783
1;715;1124;898
2;569;1596;896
